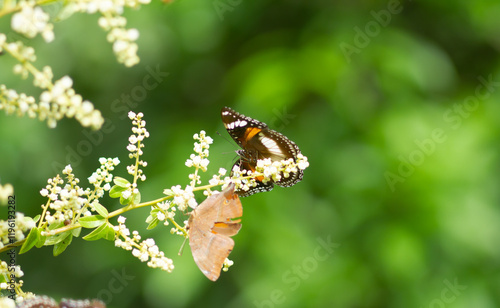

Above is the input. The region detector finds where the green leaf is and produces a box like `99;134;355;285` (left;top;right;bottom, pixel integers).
72;227;82;237
146;209;159;224
48;221;64;230
45;230;71;246
102;223;116;241
93;202;109;217
147;217;160;230
113;177;130;187
53;233;73;256
163;189;174;196
33;214;41;223
36;231;46;248
54;3;77;22
79;215;106;228
83;223;116;242
83;223;107;241
119;194;133;205
132;191;141;205
109;185;127;198
20;227;39;254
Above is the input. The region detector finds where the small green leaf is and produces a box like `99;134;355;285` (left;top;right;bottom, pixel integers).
45;230;71;246
48;221;64;230
132;191;141;205
83;223;116;242
146;209;159;224
147;217;160;230
93;202;109;217
102;223;116;241
119;194;133;205
72;227;82;237
113;177;130;187
109;185;127;198
33;214;41;223
83;224;107;241
36;231;46;248
53;233;73;256
20;227;39;254
54;3;77;22
79;215;106;228
163;189;174;196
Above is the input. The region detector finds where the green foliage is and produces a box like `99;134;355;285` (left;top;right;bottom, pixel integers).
2;0;500;307
19;227;39;254
79;215;107;228
82;222;115;242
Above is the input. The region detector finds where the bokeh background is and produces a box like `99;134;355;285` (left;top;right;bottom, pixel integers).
1;0;500;307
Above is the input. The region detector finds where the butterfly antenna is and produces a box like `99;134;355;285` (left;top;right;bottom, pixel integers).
216;130;239;150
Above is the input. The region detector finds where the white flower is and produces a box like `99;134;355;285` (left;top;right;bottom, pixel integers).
157;212;166;221
145;238;155;247
122;190;132;199
132;248;140;257
63;165;73;175
11;5;54;42
127;28;139;41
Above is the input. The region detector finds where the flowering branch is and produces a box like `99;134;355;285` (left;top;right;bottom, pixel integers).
0;111;310;303
0;0;154;130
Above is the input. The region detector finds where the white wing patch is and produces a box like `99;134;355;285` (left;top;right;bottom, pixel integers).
259;134;282;154
225;119;248;130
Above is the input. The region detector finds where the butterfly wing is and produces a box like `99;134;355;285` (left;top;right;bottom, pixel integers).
188;229;235;281
221;106;268;150
188;184;242;281
222;107;304;192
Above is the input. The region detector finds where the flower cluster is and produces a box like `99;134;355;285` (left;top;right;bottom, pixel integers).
126;111;148;180
185;131;213;170
153;201;176;226
119;111;149;201
104;19;140;67
0;212;35;248
39;167;86;225
0;260;24;302
165;185;197;211
232;154;310;193
0;85;38;123
11;3;54;42
0;183;14;205
88;157;120;198
0;35;104;129
222;258;234;272
6;296;105;308
185;130;213;187
38;75;104;129
67;0;152;66
114;216;174;272
0;297;15;308
38;161;117;228
208;168;229;193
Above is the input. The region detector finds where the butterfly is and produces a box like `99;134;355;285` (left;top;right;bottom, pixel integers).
188;183;242;281
221;107;303;197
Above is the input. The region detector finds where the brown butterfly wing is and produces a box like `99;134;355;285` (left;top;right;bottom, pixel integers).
188;183;242;281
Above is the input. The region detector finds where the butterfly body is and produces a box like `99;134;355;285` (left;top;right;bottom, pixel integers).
221;107;303;196
188;183;242;281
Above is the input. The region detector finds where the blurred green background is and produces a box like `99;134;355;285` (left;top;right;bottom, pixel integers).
1;0;500;307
